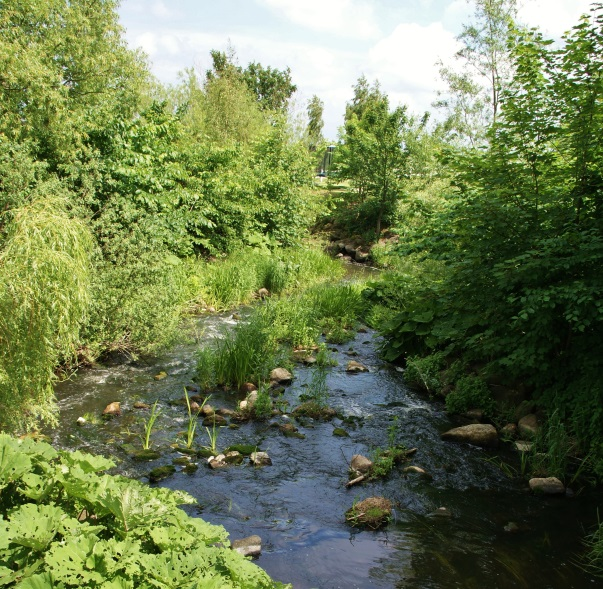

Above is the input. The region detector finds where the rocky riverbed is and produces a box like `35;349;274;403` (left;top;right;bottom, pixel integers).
50;310;600;589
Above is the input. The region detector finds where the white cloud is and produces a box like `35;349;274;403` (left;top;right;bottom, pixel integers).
151;0;180;20
258;0;380;39
366;22;460;113
519;0;594;38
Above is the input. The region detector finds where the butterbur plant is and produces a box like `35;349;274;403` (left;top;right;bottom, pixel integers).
0;434;288;588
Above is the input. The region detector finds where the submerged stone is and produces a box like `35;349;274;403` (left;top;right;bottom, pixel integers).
131;449;161;461
149;465;175;483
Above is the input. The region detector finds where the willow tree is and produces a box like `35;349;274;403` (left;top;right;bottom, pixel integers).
0;190;92;432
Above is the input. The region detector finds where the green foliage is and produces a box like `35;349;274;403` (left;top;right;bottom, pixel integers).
335;78;411;235
403;353;447;396
0;191;92;431
0;434;286;588
250;386;273;420
445;376;495;417
376;4;603;475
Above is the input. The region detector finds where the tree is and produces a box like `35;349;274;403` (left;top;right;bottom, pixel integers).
206;47;296;113
306;95;324;152
242;62;297;112
0;0;148;168
435;0;517;145
336;80;410;236
382;4;603;474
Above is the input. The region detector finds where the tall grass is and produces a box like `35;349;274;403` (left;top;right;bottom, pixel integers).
201;308;284;389
196;279;366;390
192;247;345;310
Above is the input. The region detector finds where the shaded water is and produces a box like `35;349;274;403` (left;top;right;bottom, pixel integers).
51;310;600;589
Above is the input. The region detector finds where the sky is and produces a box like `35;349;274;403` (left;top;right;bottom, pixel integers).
118;0;597;139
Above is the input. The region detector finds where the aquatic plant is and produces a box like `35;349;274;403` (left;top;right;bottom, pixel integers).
140;400;161;451
183;389;208;450
205;421;219;454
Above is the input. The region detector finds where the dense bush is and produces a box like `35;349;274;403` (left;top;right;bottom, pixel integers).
445;376;495;417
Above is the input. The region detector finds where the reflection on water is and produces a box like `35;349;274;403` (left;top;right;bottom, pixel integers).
51;312;599;589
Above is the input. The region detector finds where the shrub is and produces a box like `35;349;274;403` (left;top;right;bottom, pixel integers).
403;352;447;396
445;375;495;417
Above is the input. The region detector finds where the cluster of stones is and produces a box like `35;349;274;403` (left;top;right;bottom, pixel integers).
334;242;371;264
440;412;568;496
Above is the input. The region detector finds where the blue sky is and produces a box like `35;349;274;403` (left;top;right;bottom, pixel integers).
118;0;597;139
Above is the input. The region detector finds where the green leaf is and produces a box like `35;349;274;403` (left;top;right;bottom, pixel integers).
44;535;104;586
0;435;32;489
4;504;64;552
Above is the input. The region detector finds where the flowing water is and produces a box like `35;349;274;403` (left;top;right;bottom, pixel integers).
50;292;601;589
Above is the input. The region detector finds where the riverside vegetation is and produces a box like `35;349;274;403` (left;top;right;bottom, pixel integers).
2;0;603;584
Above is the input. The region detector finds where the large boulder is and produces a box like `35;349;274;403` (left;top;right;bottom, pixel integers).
441;423;499;448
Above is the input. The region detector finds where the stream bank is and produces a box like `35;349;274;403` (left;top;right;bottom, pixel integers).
50;293;600;589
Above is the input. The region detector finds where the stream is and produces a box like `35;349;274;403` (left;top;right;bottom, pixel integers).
50;273;600;589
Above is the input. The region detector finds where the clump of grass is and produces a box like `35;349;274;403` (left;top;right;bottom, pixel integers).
583;516;603;579
249;385;273;420
196;308;284;390
345;497;392;530
525;410;573;480
196;275;365;393
140;401;161;451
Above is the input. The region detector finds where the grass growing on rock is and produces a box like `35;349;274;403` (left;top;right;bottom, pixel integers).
345;497;393;530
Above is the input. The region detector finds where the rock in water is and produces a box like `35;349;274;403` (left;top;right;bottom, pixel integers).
270;368;292;384
102;402;121;417
441;423;498;448
346;360;369;373
232;535;262;557
250;451;272;466
350;454;373;474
